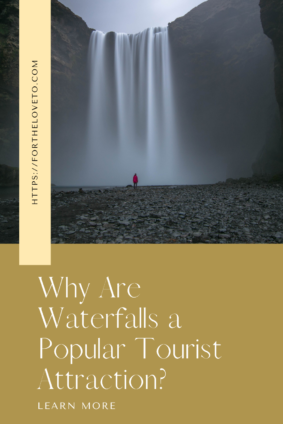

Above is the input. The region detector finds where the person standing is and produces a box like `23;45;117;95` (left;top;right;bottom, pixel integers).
133;173;138;189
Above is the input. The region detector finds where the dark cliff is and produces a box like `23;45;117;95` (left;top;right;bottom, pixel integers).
0;0;19;167
50;0;93;178
51;0;93;123
0;0;93;172
169;0;277;179
253;0;283;175
0;163;18;186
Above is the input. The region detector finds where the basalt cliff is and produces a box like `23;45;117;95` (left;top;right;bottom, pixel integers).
0;0;282;182
0;0;19;168
169;0;277;178
252;0;283;175
0;0;92;176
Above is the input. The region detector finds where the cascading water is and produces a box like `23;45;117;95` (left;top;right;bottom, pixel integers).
86;27;178;186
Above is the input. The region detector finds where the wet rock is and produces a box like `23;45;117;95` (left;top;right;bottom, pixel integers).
1;180;283;244
59;225;68;231
219;234;231;239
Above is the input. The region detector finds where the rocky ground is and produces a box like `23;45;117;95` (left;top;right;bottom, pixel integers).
1;180;282;244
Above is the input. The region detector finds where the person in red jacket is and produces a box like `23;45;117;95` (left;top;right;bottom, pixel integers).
133;173;138;189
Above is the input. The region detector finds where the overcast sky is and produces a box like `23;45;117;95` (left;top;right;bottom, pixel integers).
59;0;205;34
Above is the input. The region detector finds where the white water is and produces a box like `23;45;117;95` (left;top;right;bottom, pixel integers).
86;27;178;186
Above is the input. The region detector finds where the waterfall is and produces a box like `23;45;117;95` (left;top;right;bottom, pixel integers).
86;27;178;186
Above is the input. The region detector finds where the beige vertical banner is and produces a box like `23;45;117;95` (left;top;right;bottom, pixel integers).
20;0;51;265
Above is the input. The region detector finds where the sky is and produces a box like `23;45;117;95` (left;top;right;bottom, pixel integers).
59;0;205;34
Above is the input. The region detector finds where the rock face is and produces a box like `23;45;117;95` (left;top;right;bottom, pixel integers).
51;0;93;175
169;0;277;179
0;0;19;167
0;164;18;186
260;0;283;126
51;0;93;127
253;0;283;175
0;0;93;175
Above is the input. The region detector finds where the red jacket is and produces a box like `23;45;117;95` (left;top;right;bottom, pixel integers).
133;175;138;183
